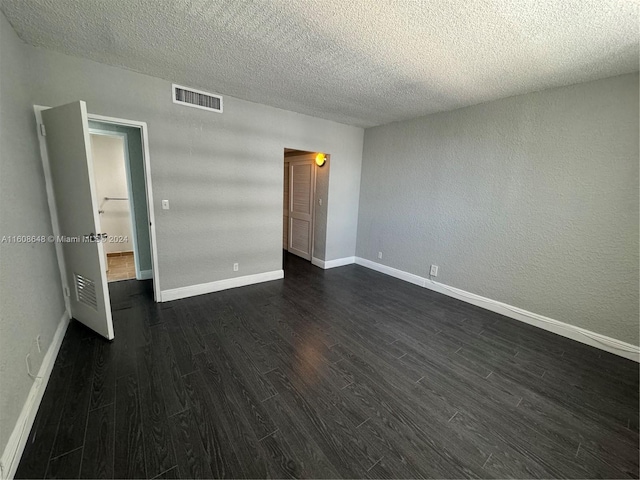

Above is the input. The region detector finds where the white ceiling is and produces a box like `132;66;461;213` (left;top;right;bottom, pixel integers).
2;0;638;127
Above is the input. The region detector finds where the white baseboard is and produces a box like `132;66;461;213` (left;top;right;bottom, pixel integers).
311;256;355;270
355;257;425;286
1;311;71;479
355;257;640;362
161;270;284;302
138;269;153;280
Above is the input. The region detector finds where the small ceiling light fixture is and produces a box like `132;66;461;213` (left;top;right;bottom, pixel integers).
315;153;327;167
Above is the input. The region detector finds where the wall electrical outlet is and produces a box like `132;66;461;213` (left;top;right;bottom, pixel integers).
233;263;239;272
378;251;383;259
430;265;439;277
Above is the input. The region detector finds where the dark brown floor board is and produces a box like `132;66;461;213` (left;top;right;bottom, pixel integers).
14;364;74;479
50;337;95;458
149;324;189;417
182;369;244;478
80;403;115;479
15;252;639;479
114;374;146;479
168;408;213;479
45;448;82;479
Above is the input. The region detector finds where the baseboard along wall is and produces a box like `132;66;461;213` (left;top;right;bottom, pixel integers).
160;269;284;302
353;257;639;362
1;311;71;480
311;256;356;269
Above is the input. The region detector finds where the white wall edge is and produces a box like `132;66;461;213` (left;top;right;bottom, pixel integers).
312;256;355;269
1;311;71;479
161;270;284;302
138;269;153;280
33;106;71;315
354;257;640;363
311;257;326;269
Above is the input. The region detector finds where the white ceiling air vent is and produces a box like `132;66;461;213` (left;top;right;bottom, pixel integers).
172;84;223;113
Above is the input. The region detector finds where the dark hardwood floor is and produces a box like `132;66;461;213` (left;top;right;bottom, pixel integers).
16;253;639;479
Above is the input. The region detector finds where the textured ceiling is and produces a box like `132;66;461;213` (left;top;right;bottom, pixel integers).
2;0;638;127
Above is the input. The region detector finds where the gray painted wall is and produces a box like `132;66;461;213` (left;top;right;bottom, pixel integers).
89;121;153;272
357;73;640;345
24;38;363;291
313;156;330;260
0;13;66;455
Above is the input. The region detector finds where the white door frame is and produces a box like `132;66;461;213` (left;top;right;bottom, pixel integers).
34;106;162;303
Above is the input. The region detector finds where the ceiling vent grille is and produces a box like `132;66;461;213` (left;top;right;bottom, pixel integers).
172;84;223;113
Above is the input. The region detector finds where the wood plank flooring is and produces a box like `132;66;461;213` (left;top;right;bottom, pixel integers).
16;253;639;478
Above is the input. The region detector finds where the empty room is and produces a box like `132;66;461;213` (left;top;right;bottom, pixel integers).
0;0;638;479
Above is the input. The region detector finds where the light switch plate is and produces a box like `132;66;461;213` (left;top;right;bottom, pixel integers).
162;199;170;210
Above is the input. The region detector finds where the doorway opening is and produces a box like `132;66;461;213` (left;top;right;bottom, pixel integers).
89;132;135;282
89;122;153;284
283;148;329;267
34;102;160;341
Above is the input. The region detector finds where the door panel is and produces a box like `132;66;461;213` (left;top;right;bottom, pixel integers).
290;218;311;253
292;164;312;214
288;160;314;260
42;101;114;339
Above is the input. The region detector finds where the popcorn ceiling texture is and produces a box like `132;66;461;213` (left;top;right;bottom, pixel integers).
1;0;638;127
356;73;640;345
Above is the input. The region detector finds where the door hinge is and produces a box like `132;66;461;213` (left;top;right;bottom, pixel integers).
39;124;47;136
63;286;70;297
